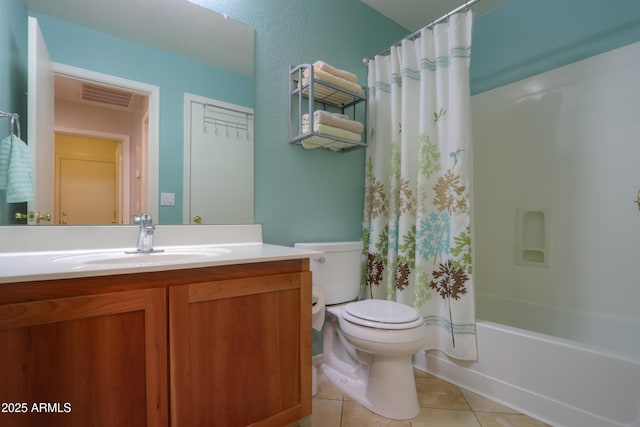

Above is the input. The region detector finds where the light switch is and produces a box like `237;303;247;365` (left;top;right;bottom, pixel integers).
160;192;175;206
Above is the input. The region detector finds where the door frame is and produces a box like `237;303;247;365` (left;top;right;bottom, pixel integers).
54;127;130;224
27;16;55;223
53;63;160;221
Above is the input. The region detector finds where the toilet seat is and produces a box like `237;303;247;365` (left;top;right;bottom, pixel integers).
342;300;424;330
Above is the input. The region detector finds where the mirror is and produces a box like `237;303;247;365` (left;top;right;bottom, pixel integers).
1;0;254;225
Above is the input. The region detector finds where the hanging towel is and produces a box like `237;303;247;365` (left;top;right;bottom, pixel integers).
0;134;34;203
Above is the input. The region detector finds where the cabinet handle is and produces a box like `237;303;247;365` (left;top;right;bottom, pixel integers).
193;215;202;224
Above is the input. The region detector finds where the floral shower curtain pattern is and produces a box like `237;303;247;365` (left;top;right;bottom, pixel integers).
362;11;476;360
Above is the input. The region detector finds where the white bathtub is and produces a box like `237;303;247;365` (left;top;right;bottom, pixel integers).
414;320;640;427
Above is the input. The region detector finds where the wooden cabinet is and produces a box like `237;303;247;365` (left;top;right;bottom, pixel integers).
0;259;312;427
170;270;312;426
0;287;168;427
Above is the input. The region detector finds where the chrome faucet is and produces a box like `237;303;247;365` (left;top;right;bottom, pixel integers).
133;213;157;253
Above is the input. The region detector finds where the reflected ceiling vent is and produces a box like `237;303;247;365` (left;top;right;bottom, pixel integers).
81;83;134;108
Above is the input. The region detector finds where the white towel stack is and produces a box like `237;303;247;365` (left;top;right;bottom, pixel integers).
301;110;365;151
298;61;365;150
303;60;363;94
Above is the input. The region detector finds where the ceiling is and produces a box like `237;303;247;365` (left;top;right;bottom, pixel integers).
361;0;508;32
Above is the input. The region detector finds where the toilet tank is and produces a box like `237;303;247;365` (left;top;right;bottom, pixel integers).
294;241;362;305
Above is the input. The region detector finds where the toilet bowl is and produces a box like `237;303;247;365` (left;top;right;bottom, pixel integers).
294;242;427;420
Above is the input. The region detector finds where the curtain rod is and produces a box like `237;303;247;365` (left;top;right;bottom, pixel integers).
363;0;480;65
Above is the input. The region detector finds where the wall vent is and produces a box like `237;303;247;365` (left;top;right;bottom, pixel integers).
81;83;134;108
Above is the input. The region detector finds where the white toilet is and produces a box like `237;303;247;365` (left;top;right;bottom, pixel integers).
295;241;427;420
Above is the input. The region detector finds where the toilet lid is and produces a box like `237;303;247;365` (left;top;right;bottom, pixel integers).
342;300;423;330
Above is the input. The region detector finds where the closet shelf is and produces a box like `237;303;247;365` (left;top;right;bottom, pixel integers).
289;64;367;152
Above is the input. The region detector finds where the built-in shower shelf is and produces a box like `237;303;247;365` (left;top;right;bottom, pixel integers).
516;209;550;267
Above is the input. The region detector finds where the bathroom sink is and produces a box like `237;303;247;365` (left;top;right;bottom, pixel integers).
53;246;231;266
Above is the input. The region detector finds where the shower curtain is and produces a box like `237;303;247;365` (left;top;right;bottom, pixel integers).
362;11;476;360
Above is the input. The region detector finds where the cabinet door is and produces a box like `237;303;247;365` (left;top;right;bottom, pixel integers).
0;288;168;427
170;272;312;427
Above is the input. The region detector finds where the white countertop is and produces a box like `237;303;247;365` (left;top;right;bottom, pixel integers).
0;224;321;284
0;243;321;284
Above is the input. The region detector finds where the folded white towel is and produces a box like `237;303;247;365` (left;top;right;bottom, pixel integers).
302;123;362;142
0;134;34;202
302;110;364;135
301;137;354;152
303;110;350;121
306;61;358;83
303;68;363;94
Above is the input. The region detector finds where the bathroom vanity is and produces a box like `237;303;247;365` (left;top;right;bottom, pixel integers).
0;225;316;427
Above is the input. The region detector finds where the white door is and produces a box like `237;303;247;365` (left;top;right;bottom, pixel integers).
183;94;254;224
27;17;55;224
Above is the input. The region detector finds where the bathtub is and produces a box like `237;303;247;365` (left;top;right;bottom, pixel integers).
414;320;640;427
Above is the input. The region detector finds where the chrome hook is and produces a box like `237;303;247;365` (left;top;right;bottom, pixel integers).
10;114;20;139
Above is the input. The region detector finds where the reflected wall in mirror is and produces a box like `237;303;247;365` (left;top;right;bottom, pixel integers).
0;0;254;226
54;73;150;225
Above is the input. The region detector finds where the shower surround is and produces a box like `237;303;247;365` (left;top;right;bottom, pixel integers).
416;38;640;427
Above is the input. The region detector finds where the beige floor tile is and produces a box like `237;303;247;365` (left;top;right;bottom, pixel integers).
415;376;470;411
459;389;519;414
413;368;436;379
294;417;309;427
341;400;412;427
300;398;343;427
411;408;481;427
307;364;548;427
315;371;345;400
475;412;551;427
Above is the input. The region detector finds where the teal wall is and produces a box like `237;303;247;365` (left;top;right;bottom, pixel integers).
0;0;28;224
12;0;640;243
0;0;27;119
199;0;640;247
29;12;255;224
471;0;640;94
199;0;408;246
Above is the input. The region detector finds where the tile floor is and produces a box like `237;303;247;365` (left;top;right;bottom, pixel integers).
296;361;551;427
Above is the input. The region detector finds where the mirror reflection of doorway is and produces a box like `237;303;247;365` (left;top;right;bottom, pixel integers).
54;75;149;224
55;134;120;225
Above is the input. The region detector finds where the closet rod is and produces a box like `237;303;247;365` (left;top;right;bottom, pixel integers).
363;0;480;64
